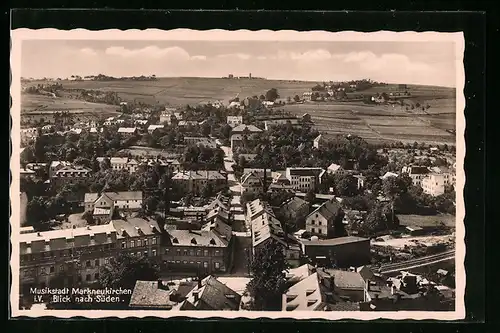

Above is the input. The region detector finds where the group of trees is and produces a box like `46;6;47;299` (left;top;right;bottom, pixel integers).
181;145;224;171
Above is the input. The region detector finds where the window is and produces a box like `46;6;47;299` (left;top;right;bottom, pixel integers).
214;262;220;269
94;273;99;280
183;249;188;256
144;239;148;246
176;249;181;256
183;260;187;264
121;242;126;249
152;249;157;257
86;260;91;268
59;265;64;272
50;266;55;273
311;228;316;233
152;237;157;245
311;220;315;225
95;259;99;267
144;251;148;257
165;248;170;254
189;250;194;256
203;262;208;268
105;258;110;264
196;250;201;256
204;250;209;256
131;240;135;247
215;250;220;256
86;274;91;281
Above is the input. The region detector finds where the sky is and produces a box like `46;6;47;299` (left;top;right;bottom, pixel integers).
21;40;457;87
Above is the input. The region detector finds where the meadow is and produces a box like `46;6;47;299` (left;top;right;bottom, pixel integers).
23;78;457;144
20;93;122;123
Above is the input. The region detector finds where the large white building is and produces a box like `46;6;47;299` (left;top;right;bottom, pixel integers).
285;167;326;192
97;157;140;173
422;174;446;197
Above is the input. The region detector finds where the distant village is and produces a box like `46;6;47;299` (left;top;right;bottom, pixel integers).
18;78;456;312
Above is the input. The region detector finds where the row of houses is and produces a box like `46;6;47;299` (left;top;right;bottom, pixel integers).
281;264;453;311
400;165;456;196
19;214;234;290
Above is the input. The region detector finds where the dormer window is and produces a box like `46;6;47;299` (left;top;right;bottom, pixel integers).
307;299;318;307
306;289;316;296
191;238;197;245
209;238;217;245
172;238;179;244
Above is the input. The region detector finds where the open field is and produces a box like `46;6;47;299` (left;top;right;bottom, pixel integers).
23;78;457;144
397;214;456;228
283;100;456;145
20;93;121;124
27;78;315;106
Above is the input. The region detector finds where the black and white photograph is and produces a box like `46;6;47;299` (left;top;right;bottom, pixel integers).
10;29;465;320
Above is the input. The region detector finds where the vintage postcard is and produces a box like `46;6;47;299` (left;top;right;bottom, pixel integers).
10;28;465;320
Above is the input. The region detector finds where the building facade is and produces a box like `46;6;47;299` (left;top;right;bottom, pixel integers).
422;174;446;196
305;199;344;238
172;171;227;196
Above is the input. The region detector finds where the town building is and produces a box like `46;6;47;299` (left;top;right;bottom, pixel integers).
147;124;164;134
282;269;361;311
162;229;232;275
84;191;143;223
299;236;371;268
117;127;138;137
96;157;140;173
279;197;310;229
263;118;300;130
51;165;92;187
327;163;345;176
140;158;182;174
230;124;262;150
171;170;227;196
353;174;366;190
313;134;325;149
183;136;218;149
247;199;301;267
422;173;446;196
285;167;326;192
20;128;39;146
360;269;454;311
240;171;264;196
179;275;242;310
129;280;177;310
226;116;243;127
305;199;345;238
401;165;430;187
302;91;313;101
178;121;198;127
111;218;162;263
19;223;118;290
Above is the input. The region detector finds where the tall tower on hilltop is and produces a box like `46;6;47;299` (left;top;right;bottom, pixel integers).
249;73;252;79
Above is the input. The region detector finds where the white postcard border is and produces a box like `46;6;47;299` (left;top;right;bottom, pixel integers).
10;28;466;320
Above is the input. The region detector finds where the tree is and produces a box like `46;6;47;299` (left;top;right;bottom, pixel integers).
99;253;160;292
293;95;301;102
286;96;292;103
363;203;388;235
305;190;316;205
82;211;95;225
246;241;289;310
201;182;214;198
335;175;358;197
265;88;279;102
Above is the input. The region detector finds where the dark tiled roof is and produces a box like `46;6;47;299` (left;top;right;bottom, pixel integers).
182;276;241;310
129;281;174;308
308;200;343;222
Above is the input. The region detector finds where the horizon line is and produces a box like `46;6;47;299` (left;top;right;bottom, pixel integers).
22;75;456;89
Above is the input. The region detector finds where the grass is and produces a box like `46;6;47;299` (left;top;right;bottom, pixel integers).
20;94;122;124
397;214;456;228
283;100;456;145
24;78;457;144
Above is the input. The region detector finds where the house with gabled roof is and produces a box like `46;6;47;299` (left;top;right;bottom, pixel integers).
313;134;325;149
97;157;140;173
179;275;242;311
305;199;345;239
240;171;264;196
162;228;232;274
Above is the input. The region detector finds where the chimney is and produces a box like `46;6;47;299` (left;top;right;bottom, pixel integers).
193;290;199;302
158;279;168;291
